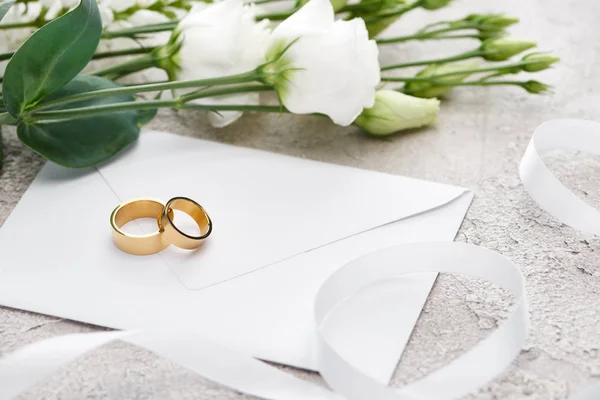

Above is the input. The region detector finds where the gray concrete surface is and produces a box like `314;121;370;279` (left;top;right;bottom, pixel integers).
1;0;600;398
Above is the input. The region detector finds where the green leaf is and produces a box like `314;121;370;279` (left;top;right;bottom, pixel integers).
17;76;140;168
136;91;162;127
0;0;16;22
2;0;102;118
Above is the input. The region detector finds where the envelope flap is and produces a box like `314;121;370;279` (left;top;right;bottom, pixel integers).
98;132;466;289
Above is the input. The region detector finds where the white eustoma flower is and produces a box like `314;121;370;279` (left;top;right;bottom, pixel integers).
263;0;380;126
168;0;271;127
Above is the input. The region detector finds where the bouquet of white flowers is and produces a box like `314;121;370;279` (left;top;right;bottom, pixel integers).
0;0;558;168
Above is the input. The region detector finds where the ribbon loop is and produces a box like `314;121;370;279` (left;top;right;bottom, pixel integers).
315;242;528;400
520;119;600;235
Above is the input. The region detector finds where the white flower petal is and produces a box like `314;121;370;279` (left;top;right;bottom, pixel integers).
269;0;380;126
103;0;137;13
205;93;260;127
128;9;170;25
171;0;271;127
98;4;115;26
273;0;333;37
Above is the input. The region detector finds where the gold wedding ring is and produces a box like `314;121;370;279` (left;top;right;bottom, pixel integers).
110;198;174;256
158;197;213;250
110;197;212;255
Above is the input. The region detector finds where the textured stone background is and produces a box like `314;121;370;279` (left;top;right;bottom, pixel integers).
1;0;600;398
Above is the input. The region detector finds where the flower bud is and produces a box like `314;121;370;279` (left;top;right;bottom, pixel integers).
520;80;552;94
481;37;537;61
354;90;440;135
403;62;479;98
464;13;519;31
521;53;560;72
361;0;409;38
421;0;452;10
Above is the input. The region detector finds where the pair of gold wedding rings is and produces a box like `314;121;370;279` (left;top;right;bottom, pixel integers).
110;197;212;255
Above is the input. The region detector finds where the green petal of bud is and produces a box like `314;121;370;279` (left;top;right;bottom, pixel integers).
366;16;400;38
297;0;347;12
479;14;519;31
459;14;519;31
354;90;440;135
362;0;409;38
404;61;479;98
520;80;552;94
481;37;537;61
521;53;560;72
421;0;453;10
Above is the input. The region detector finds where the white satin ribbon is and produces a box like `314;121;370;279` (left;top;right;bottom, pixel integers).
520;119;600;235
0;242;528;400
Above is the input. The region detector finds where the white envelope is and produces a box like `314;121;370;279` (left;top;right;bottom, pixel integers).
0;131;473;384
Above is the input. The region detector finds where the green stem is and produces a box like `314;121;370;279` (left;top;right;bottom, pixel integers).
336;0;394;13
381;61;530;82
394;79;531;94
418;20;450;33
380;49;485;70
0;21;37;30
0;46;155;63
0;52;12;62
88;53;157;80
362;1;421;23
377;33;485;44
29;100;286;122
378;22;503;45
418;20;502;34
179;84;273;103
102;21;178;39
31;99;179;120
32;70;264;111
410;25;470;37
92;46;156;60
182;104;286;113
425;80;526;88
